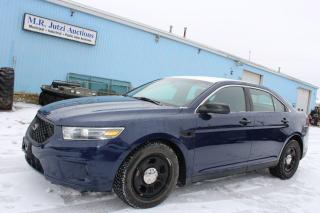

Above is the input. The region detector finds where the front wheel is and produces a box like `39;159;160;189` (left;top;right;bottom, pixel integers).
269;140;301;179
113;142;179;208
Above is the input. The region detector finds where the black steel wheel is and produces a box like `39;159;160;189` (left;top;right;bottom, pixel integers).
269;140;301;179
133;155;171;199
283;146;297;173
113;142;179;208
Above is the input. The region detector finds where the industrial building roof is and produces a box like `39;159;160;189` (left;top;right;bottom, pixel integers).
46;0;318;89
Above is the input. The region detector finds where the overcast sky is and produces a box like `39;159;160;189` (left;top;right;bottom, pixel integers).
74;0;320;90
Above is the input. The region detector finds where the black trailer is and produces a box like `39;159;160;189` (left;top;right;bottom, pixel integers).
39;81;97;106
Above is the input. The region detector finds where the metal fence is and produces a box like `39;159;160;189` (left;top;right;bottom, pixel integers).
66;73;132;95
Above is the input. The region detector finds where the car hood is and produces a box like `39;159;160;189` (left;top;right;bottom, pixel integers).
38;96;179;126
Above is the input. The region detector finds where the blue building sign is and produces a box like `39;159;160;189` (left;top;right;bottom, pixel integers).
23;13;97;45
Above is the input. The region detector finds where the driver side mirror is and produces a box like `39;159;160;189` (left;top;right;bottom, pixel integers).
197;103;230;114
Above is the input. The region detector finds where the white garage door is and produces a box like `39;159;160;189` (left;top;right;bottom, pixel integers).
242;70;262;85
296;88;310;113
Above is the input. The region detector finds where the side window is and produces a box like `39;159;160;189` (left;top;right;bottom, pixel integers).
272;96;286;112
249;89;274;112
207;87;246;112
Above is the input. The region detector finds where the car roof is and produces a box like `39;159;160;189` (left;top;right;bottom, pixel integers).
166;76;240;84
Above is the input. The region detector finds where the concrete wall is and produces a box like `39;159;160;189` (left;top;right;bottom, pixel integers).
0;0;317;111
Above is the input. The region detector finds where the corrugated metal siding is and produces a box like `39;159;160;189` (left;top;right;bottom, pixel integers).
0;0;317;111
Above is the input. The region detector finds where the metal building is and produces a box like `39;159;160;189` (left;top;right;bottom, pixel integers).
0;0;317;112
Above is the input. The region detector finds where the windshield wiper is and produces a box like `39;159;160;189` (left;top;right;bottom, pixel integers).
133;97;162;105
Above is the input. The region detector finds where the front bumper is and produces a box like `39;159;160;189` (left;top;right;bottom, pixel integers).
22;132;128;192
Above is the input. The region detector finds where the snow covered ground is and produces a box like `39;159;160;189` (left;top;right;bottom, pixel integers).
1;102;320;213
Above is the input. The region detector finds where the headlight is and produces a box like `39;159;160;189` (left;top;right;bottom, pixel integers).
62;127;124;140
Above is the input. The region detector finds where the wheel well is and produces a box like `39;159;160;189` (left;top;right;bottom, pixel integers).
289;135;303;159
158;140;187;186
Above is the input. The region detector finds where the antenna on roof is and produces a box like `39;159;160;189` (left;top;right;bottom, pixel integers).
248;50;251;61
169;25;173;33
278;67;281;73
183;27;187;38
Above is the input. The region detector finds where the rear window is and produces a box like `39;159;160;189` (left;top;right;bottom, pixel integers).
249;89;274;112
273;96;286;112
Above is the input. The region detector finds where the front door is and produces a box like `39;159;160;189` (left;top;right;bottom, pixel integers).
193;86;253;175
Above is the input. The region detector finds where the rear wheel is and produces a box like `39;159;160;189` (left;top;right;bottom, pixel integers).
269;140;301;179
113;142;179;208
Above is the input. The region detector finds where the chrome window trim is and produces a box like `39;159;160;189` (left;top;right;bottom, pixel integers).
194;84;291;114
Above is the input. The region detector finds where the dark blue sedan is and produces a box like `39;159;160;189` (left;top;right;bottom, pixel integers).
22;76;309;208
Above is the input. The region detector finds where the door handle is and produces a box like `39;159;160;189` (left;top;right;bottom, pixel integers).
281;118;289;124
239;118;251;125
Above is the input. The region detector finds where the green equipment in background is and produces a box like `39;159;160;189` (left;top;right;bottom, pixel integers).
67;73;132;95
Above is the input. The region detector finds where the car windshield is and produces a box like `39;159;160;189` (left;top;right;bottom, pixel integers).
126;78;212;107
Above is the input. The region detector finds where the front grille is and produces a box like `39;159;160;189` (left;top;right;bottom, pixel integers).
29;116;54;143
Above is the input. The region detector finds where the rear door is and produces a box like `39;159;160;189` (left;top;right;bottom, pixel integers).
247;88;289;161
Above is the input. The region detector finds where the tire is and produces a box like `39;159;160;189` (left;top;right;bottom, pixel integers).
269;140;301;179
0;67;14;110
113;142;179;208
